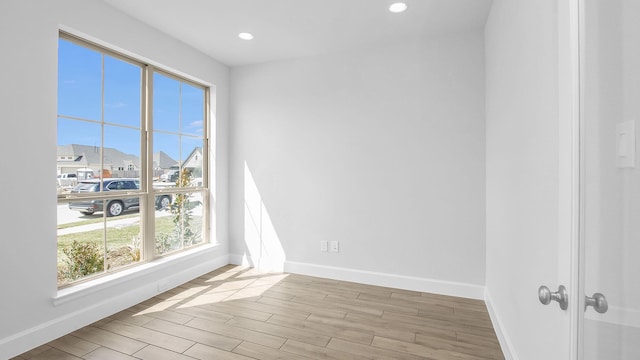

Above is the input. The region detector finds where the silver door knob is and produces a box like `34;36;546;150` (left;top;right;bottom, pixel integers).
585;293;608;313
538;285;568;310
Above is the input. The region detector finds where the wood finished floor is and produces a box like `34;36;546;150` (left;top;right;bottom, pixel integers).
15;265;504;360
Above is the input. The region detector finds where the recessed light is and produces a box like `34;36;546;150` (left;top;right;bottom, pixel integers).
389;2;408;13
238;32;254;40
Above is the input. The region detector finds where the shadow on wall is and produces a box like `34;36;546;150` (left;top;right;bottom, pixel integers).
242;161;286;271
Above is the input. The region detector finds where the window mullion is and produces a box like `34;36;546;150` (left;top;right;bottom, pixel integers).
142;65;156;262
204;87;211;243
101;53;107;272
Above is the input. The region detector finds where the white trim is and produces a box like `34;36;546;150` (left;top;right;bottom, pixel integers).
585;306;640;329
563;0;584;358
484;288;518;360
55;244;220;305
229;253;256;268
1;253;229;359
283;260;485;300
228;254;285;273
575;0;587;358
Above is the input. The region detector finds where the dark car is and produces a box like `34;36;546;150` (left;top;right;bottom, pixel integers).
68;178;171;216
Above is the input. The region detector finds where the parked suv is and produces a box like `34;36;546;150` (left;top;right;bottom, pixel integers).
68;178;171;216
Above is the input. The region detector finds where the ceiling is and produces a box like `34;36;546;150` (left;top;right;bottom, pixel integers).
103;0;493;67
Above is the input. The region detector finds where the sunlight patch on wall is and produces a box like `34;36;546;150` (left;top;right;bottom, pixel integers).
243;161;286;271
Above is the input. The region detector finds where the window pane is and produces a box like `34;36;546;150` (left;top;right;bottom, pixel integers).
58;39;102;120
104;125;141;179
57;118;101;184
186;192;204;248
57;118;101;149
57;199;106;286
106;198;141;271
104;55;141;127
153;73;180;133
181;137;204;184
153;132;180;187
155;207;181;255
155;191;204;256
181;84;204;136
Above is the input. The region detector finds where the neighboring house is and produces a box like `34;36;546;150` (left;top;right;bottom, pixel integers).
57;144;178;179
153;150;179;179
182;147;203;177
156;147;203;184
154;147;202;183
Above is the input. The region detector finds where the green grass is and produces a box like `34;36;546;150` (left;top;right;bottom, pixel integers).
57;223;140;262
56;215;200;260
57;212;204;286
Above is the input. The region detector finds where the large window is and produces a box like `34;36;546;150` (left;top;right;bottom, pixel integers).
57;33;209;288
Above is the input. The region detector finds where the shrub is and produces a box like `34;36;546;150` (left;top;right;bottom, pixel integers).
155;232;181;254
62;240;104;280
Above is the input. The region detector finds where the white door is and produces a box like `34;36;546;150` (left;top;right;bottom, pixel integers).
580;0;640;358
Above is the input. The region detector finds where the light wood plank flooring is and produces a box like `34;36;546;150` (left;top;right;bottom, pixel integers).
15;265;504;360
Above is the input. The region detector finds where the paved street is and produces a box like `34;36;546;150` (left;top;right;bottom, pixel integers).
57;192;204;235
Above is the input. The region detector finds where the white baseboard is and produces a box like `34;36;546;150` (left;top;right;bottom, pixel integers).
229;253;256;268
484;288;518;360
1;252;229;359
283;260;486;300
228;254;285;272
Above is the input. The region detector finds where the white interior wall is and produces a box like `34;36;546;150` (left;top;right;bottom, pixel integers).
0;1;229;358
229;33;487;297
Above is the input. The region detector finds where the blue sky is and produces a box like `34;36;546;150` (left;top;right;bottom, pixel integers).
57;38;204;162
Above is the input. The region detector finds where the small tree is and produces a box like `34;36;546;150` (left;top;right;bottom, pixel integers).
171;168;196;247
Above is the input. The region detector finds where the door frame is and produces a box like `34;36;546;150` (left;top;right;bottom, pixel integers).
559;0;583;358
564;0;590;358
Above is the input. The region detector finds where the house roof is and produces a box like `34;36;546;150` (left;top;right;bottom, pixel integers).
83;144;134;167
58;145;182;170
154;151;179;169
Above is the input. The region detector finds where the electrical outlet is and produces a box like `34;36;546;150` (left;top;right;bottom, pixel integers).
330;241;339;253
320;240;328;252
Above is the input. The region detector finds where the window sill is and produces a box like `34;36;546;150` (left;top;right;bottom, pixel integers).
53;243;217;307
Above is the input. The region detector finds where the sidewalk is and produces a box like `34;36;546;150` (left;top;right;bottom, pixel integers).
57;216;143;236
